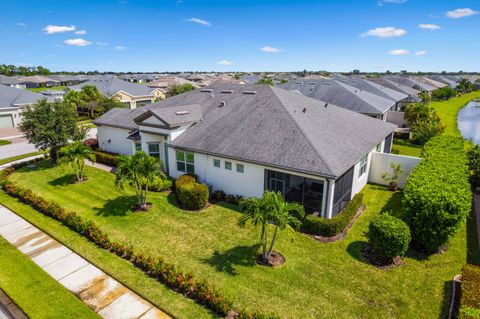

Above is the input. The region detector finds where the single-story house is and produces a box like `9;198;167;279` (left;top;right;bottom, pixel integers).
94;84;396;218
146;77;199;96
16;75;60;89
278;79;395;120
384;75;438;93
0;84;53;128
0;75;26;89
40;90;65;101
69;78;165;109
367;78;422;103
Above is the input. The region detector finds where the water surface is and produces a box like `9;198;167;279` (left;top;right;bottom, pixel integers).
458;100;480;144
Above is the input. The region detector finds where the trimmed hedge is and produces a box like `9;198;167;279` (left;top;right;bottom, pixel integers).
367;214;411;260
92;150;118;166
0;163;276;319
147;176;173;192
302;193;363;237
212;190;244;206
459;264;480;319
402;136;472;253
177;181;209;210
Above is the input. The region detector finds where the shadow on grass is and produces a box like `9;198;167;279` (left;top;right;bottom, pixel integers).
202;244;260;276
346;240;369;265
93;195;137;217
166;193;181;208
48;174;76;186
439;280;457;319
467;204;480;265
214;201;242;212
381;191;404;217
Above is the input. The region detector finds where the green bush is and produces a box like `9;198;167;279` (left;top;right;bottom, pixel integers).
92;150;118;166
302;193;363;237
368;214;411;260
459;264;480;319
403;136;472;253
175;174;209;210
147;176;173;192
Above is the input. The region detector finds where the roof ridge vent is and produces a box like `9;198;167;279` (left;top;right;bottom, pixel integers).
201;89;213;92
243;90;257;95
221;90;233;93
175;111;190;115
308;82;317;85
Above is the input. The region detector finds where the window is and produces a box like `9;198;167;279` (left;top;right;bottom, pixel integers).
236;163;244;173
359;154;368;177
213;159;220;168
135;142;142;152
176;150;194;173
148;143;160;159
375;143;382;152
225;161;232;170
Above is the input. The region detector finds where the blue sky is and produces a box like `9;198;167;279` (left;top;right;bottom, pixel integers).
0;0;479;72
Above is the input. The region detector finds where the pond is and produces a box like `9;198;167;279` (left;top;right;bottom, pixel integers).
458;100;480;144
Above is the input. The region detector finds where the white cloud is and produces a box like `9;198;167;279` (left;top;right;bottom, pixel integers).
64;38;91;46
75;30;86;35
389;49;410;56
115;46;126;50
378;0;407;6
16;22;26;27
415;50;427;56
186;18;211;26
44;25;76;34
96;41;109;46
446;8;479;19
418;24;441;30
361;27;407;38
260;46;283;53
217;59;233;66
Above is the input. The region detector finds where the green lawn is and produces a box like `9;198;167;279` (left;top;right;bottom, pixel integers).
0;236;99;319
27;85;66;93
392;138;422;157
0;151;46;166
430;91;480;137
0;140;12;146
3;162;478;318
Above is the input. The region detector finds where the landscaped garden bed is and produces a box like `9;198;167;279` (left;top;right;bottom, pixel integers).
1;161;478;318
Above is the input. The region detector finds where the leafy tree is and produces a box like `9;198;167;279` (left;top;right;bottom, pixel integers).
115;151;165;209
381;163;405;191
98;96;126;114
63;90;87;110
169;83;196;96
405;103;444;145
58;142;96;182
239;191;304;262
456;79;476;94
467;145;480;187
19;100;86;164
431;87;456;101
256;78;274;85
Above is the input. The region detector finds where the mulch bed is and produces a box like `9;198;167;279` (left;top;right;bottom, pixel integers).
132;203;153;212
256;251;285;267
305;204;366;243
362;245;404;269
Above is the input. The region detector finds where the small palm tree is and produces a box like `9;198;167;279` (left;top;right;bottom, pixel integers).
240;191;304;263
115;151;165;209
58;142;96;182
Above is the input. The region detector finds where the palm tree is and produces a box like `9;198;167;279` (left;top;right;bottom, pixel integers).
58;142;96;182
240;191;304;262
115;151;165;209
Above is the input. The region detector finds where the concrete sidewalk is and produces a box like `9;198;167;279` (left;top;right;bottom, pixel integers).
0;205;171;319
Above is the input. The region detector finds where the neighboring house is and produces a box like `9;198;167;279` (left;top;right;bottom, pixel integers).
427;75;459;88
119;73;158;83
16;75;60;89
278;79;395;120
240;74;263;84
40;89;65;101
412;76;448;90
94;84;395;218
46;75;87;86
384;75;437;93
367;77;422;103
69;78;164;109
332;75;410;111
146;77;199;96
0;84;52;128
0;75;26;89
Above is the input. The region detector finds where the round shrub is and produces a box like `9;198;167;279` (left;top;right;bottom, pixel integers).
174;174;197;189
177;182;209;210
368;214;411;260
147;176;173;192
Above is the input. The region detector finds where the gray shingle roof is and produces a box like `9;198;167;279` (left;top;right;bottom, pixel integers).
95;84;395;178
367;78;422;102
331;75;409;102
0;75;21;85
17;75;59;84
384;75;437;92
0;84;52;108
278;79;395;115
135;104;202;128
69;78;156;97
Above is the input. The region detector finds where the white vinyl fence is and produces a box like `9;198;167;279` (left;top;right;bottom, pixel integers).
368;152;421;189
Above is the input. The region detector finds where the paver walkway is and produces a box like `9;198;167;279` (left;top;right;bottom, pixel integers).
0;205;171;319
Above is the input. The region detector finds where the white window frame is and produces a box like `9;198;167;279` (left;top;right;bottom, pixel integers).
359;154;368;177
176;150;194;173
148;143;161;159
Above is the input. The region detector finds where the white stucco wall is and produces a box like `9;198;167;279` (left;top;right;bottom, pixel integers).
0;108;21;127
97;126;134;155
368;152;421;189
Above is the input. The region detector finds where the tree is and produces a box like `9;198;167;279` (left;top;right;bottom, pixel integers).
381;163;405;191
98;96;126;114
239;191;304;263
455;79;476;94
256;78;274;85
405;103;444;145
431;87;456;101
169;83;196;96
115;152;165;209
63;86;103;118
467;145;480;187
58;142;96;182
19;100;86;164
